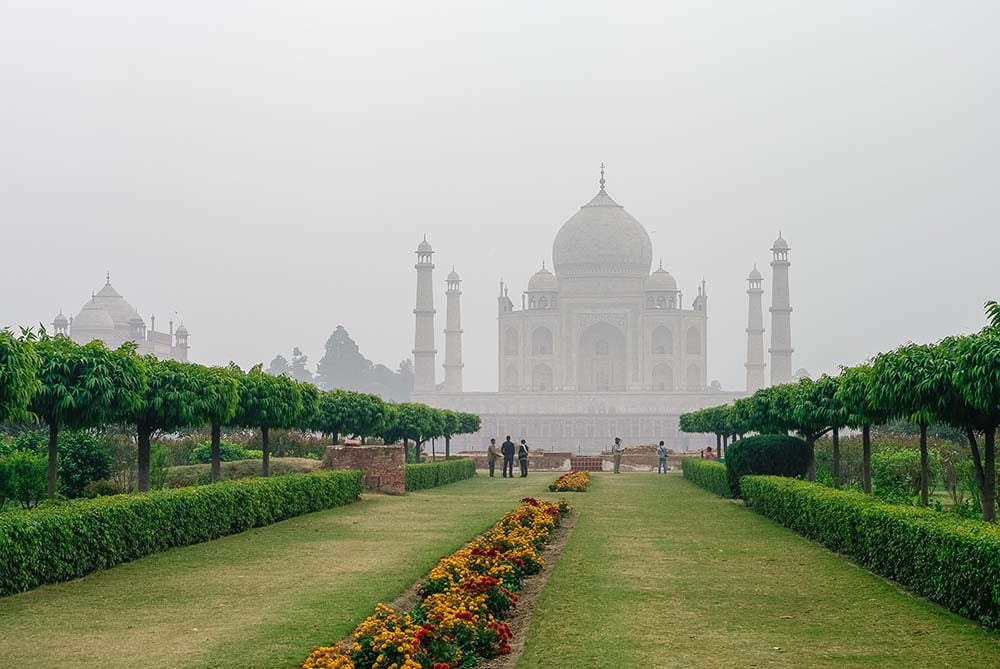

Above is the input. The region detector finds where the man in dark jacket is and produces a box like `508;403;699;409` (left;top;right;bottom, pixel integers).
501;436;516;478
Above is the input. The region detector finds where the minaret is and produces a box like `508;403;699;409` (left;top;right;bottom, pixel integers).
443;267;464;393
768;233;793;385
413;236;437;393
745;265;766;392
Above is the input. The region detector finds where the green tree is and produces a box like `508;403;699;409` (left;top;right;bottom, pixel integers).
950;329;1000;522
131;358;207;492
836;364;888;493
986;300;1000;329
266;354;290;377
290;347;314;383
870;343;941;505
316;326;372;391
199;365;241;483
0;328;41;424
31;336;145;498
232;365;303;477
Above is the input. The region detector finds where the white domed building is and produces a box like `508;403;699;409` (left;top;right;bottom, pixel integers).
411;170;794;453
52;276;189;361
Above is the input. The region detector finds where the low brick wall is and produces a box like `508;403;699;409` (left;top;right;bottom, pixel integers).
322;445;405;495
457;451;574;472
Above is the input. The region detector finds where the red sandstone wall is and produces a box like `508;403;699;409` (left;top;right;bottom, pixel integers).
322;445;406;495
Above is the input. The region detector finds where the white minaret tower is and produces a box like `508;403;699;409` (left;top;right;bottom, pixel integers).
745;265;766;392
768;233;793;385
413;236;437;393
443;267;464;393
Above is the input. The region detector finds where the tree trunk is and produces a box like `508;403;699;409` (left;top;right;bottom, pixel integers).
983;425;996;523
965;428;986;496
403;438;409;462
716;433;721;454
721;434;728;458
432;438;437;462
832;426;841;488
47;421;59;499
210;422;222;483
137;424;152;492
862;424;872;494
445;436;451;460
919;420;929;506
261;426;270;477
807;437;816;482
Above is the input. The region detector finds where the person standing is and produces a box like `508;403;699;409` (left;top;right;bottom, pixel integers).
656;440;668;474
487;438;501;477
612;437;624;474
501;436;516;478
518;439;530;477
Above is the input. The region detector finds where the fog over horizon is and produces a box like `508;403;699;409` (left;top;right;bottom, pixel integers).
2;1;998;392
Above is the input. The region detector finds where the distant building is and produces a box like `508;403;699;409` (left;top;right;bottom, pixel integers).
411;168;796;453
52;275;189;361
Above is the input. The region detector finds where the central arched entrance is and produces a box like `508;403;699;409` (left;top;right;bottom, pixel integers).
577;321;627;391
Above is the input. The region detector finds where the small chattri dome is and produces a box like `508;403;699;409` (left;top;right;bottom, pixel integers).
527;263;558;292
447;268;460;282
748;266;762;280
175;324;189;336
772;234;789;250
646;263;677;291
53;311;69;326
417;236;433;253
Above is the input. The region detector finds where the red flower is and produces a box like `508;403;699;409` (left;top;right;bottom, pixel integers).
455;611;474;621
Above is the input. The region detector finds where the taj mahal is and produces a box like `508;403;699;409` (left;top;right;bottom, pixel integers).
412;168;795;453
49;275;190;362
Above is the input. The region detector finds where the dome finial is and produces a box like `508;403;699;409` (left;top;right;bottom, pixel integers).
106;271;111;285
599;162;606;192
659;258;663;270
541;259;546;270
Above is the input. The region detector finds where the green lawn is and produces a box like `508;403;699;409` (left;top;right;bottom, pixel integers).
517;473;1000;668
0;473;553;669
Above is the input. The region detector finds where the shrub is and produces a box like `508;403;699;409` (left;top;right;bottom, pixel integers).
0;470;364;596
726;435;810;497
82;479;125;498
187;440;257;464
405;459;476;491
871;447;942;504
6;430;113;499
4;451;47;509
165;457;322;488
741;476;1000;629
682;458;731;498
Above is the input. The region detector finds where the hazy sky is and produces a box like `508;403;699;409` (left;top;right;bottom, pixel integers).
2;1;998;391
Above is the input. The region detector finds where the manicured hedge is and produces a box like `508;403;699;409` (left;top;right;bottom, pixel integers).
405;459;476;491
742;475;1000;628
682;458;732;498
726;434;810;497
0;470;364;597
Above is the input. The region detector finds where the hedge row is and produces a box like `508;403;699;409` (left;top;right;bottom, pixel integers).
682;458;732;498
741;476;1000;628
0;470;364;597
405;458;476;491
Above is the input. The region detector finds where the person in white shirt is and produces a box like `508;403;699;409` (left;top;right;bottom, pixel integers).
656;441;668;474
612;437;624;474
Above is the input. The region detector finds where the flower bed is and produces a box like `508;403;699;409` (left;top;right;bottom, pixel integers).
303;496;571;669
548;470;590;492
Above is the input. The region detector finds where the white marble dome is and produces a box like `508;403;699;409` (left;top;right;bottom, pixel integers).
527;264;558;292
552;189;653;279
73;302;115;332
646;265;677;291
85;281;142;328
